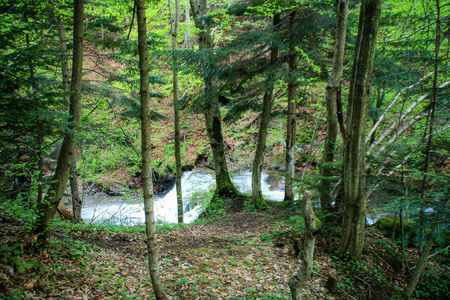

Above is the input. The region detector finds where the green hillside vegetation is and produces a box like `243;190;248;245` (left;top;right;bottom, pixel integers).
0;0;449;299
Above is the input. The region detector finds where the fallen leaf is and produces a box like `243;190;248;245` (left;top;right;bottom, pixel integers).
25;279;35;290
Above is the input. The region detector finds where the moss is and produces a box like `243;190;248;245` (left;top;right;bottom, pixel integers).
375;217;416;242
252;196;268;210
315;217;322;229
214;172;239;199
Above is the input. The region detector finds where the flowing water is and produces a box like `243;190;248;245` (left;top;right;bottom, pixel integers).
81;168;290;225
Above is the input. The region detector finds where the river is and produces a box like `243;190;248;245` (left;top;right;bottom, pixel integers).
81;168;291;225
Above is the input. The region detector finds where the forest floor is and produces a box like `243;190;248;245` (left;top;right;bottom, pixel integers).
0;199;448;299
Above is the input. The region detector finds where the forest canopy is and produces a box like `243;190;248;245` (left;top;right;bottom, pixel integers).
0;0;449;299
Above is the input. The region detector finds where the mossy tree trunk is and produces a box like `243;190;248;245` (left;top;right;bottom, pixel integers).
252;14;280;209
35;0;84;247
284;10;298;203
169;0;183;223
136;1;168;298
320;0;348;212
338;0;382;260
190;0;238;199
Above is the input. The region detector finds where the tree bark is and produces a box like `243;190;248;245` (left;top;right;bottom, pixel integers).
288;191;317;300
190;0;238;199
252;14;280;209
338;0;382;260
403;232;434;298
58;15;82;223
320;0;349;211
367;84;385;146
35;0;84;247
136;1;168;299
70;153;82;222
284;10;298;203
169;0;183;223
184;6;194;49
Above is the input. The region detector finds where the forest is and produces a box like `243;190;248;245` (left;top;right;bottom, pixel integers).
0;0;449;299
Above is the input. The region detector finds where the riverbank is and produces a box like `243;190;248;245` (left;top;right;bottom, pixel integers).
1;202;448;299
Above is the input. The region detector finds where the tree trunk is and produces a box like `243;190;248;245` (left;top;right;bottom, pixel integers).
184;6;193;49
70;154;82;222
58;15;82;223
204;78;238;198
190;0;238;199
26;25;44;208
338;0;382;260
252;14;280;209
368;84;385;146
320;0;348;211
288;191;317;300
403;232;434;298
169;0;183;223
136;1;168;299
35;0;84;247
284;10;298;203
251;84;273;209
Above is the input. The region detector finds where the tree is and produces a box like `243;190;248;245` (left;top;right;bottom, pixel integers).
189;0;239;199
136;0;168;298
338;0;382;259
404;0;443;295
288;191;317;299
319;0;349;212
284;9;298;203
35;0;84;247
0;0;68;212
169;0;183;223
57;14;82;223
252;13;280;209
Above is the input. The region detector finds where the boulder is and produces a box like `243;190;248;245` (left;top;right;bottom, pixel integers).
95;182;127;196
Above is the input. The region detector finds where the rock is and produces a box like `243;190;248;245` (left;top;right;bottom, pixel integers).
152;171;176;194
194;153;210;167
375;216;416;242
268;154;286;171
127;180;136;189
182;164;194;171
95;182;127;196
184;202;195;213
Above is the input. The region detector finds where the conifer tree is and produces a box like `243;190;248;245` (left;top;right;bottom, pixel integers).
252;13;280;209
284;9;298;203
0;0;69;203
189;0;239;199
35;0;85;247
